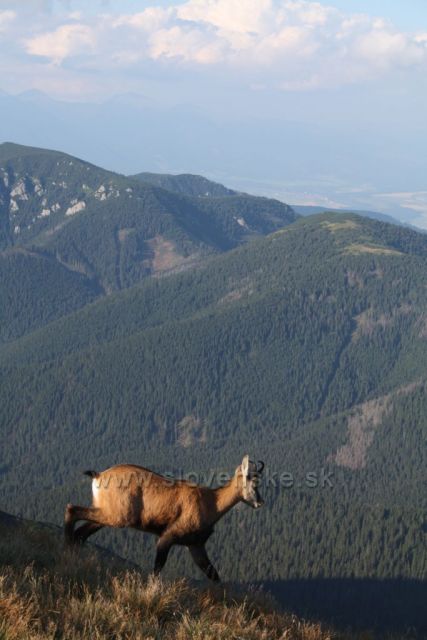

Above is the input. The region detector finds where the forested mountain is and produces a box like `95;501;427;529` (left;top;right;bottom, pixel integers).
131;171;237;197
1;211;426;591
0;144;426;635
0;247;101;342
131;170;415;231
0;143;297;340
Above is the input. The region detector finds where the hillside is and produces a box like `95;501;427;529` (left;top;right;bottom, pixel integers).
1;212;426;635
0;509;349;640
0;142;297;340
0;247;101;342
0;144;426;636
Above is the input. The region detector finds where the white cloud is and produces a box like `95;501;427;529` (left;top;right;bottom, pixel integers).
282;1;336;26
177;0;274;35
0;9;15;31
25;23;96;65
254;25;317;64
414;33;427;45
149;25;225;64
8;0;427;90
355;28;424;70
113;7;175;32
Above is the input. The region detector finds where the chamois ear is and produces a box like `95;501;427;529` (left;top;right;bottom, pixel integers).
241;454;249;477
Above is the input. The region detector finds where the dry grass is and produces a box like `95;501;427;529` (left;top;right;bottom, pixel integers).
322;221;359;233
329;381;424;470
351;305;413;342
176;415;207;448
328;394;393;470
0;513;366;639
147;235;200;276
343;244;403;257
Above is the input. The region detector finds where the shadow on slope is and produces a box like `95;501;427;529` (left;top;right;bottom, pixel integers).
260;577;427;638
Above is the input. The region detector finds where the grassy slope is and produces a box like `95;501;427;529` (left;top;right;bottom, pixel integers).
0;510;345;640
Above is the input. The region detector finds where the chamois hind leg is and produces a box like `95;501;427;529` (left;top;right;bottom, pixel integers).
64;504;103;545
188;544;220;582
73;522;104;544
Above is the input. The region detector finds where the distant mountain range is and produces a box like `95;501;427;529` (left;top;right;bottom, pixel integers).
128;169;423;231
1;88;425;229
0;144;425;632
0;142;296;340
292;204;425;232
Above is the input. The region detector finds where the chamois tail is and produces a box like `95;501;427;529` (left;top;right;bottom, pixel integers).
83;470;100;479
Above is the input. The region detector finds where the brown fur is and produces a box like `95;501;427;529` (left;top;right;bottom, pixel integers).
64;460;262;582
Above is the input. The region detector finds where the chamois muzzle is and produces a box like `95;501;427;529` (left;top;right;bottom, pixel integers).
246;458;265;509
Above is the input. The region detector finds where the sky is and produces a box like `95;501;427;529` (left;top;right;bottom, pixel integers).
0;0;426;226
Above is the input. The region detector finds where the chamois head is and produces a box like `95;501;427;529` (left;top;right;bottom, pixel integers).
236;454;265;509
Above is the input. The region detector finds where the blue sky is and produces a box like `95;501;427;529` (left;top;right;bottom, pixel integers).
48;0;427;30
322;1;427;30
0;0;426;226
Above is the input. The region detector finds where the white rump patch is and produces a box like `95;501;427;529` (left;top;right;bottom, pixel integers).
92;478;100;506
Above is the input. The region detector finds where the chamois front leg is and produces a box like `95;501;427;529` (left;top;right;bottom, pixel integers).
73;522;104;544
188;544;220;582
153;534;174;575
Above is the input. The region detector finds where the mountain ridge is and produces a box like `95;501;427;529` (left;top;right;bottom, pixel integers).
0;142;297;340
131;171;238;197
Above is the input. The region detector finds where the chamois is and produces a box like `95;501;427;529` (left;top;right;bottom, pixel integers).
64;455;264;581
